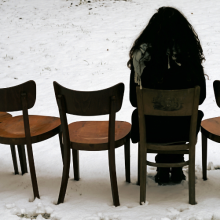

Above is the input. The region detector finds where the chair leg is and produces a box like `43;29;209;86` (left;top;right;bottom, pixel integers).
124;138;130;183
108;149;120;207
26;144;40;199
57;148;71;204
72;149;80;181
137;143;140;185
10;145;19;175
17;145;28;175
202;133;208;180
140;143;146;205
189;145;196;205
59;132;64;165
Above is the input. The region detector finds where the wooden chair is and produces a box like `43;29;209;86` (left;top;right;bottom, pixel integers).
53;82;131;207
0;112;19;175
136;86;200;205
0;81;61;199
201;80;220;180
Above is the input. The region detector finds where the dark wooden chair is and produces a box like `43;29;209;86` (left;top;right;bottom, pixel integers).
0;112;29;175
201;80;220;180
0;81;61;199
0;112;19;175
136;86;200;205
53;82;131;207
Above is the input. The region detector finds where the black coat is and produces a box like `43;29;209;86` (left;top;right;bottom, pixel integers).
129;57;206;143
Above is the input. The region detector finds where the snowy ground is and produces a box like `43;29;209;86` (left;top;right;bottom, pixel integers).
1;0;220;219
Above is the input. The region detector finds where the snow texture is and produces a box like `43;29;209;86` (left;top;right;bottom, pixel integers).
1;0;220;219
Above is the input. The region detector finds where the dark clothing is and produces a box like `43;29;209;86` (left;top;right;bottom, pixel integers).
129;57;206;144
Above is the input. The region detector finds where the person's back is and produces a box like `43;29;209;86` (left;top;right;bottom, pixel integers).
128;7;207;184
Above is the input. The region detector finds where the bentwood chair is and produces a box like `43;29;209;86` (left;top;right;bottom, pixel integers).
201;80;220;180
0;112;29;175
0;112;19;174
0;81;61;199
136;86;200;205
53;82;131;207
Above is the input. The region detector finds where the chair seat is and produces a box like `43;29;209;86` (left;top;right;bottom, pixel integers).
69;121;131;150
0;115;61;145
201;117;220;142
0;112;12;122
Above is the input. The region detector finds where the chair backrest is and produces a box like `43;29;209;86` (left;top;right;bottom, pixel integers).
136;86;200;144
53;82;124;116
0;80;36;112
213;80;220;108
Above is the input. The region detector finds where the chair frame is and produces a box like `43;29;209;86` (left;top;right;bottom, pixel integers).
201;80;220;180
0;112;22;175
54;82;130;207
0;81;62;199
136;86;200;205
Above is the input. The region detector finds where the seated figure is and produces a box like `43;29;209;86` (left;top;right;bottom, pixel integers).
128;6;207;184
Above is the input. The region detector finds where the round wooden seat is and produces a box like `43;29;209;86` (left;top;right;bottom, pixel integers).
69;121;131;150
201;117;220;143
0;115;61;145
0;112;12;122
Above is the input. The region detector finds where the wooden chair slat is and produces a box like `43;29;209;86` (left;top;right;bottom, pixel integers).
147;143;189;151
147;161;189;168
0;81;36;112
53;81;124;116
147;149;189;154
140;87;196;116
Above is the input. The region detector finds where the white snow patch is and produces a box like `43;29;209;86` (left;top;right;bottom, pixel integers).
10;207;21;215
207;162;215;170
166;207;180;219
212;212;220;220
36;214;44;220
5;203;15;209
1;0;220;219
45;206;54;214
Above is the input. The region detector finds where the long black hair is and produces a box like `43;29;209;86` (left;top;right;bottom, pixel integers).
127;7;205;71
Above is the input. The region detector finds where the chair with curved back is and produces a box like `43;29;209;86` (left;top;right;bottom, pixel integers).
136;86;200;205
201;80;220;180
0;112;20;175
0;81;61;199
53;82;131;207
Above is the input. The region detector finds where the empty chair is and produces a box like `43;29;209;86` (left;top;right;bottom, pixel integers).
201;80;220;180
136;86;200;205
0;112;19;174
0;112;29;176
53;82;131;207
0;81;61;199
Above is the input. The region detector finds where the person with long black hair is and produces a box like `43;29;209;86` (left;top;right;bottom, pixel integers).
128;7;207;185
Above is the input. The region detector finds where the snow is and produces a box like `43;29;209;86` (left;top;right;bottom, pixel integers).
1;0;220;219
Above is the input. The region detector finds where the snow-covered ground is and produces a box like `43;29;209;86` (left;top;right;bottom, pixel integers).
1;0;220;219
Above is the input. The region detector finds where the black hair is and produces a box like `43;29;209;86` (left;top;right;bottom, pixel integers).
127;7;206;72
